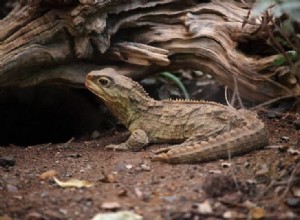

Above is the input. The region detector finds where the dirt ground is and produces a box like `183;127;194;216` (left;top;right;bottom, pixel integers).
1;111;300;220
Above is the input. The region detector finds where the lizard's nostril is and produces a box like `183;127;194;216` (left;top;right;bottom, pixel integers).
86;74;93;81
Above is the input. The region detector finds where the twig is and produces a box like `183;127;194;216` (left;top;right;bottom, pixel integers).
280;161;300;200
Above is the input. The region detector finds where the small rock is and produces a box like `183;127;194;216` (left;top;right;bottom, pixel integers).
281;136;290;141
255;164;269;176
203;175;237;197
100;202;121;210
221;162;231;168
91;130;100;139
92;211;143;220
163;195;177;203
286;197;300;207
140;164;151;171
125;164;133;169
99;172;116;183
6;184;18;193
68;153;81;158
288;148;300;155
134;187;143;198
0;157;15;168
117;188;127;197
267;111;282;119
25;211;43;220
44;210;63;219
293;119;300;130
242;200;256;209
208;169;222;174
223;211;244;219
292;187;300;197
194;200;213;214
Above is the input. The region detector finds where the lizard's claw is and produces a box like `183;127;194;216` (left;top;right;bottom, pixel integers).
153;147;172;154
105;143;130;151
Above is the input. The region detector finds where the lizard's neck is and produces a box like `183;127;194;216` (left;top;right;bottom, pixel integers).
104;92;158;128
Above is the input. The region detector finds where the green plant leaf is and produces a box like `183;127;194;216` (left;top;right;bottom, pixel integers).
160;72;190;99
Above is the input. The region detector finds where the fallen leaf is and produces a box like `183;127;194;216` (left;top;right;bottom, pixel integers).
0;215;12;220
53;177;94;188
39;170;58;180
92;211;143;220
249;207;265;219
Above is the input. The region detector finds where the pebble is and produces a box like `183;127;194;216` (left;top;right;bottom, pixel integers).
0;157;15;168
140;163;151;171
293;119;300;130
221;162;232;168
92;211;142;220
6;184;18;193
91;130;100;139
286;197;300;207
68;153;81;158
194;200;213;214
100;202;121;210
25;211;43;220
267;111;282;119
255;164;269;176
281;136;290;141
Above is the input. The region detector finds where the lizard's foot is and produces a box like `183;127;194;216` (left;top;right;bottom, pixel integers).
153;146;173;154
105;143;129;151
106;129;149;151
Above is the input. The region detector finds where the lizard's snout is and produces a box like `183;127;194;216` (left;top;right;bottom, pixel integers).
86;73;93;81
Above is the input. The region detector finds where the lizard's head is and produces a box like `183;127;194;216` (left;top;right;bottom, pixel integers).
85;68;149;103
85;68;151;126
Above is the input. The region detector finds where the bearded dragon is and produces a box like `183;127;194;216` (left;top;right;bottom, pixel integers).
85;68;268;164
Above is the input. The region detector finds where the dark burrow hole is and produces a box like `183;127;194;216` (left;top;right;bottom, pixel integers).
0;86;107;146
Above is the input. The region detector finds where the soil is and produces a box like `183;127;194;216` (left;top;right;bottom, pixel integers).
1;111;300;220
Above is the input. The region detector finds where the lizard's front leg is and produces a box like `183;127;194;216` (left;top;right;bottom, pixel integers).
105;129;149;151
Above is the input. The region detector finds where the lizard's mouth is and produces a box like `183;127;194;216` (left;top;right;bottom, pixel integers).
85;80;100;95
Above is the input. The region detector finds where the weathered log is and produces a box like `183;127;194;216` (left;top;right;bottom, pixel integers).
0;0;299;102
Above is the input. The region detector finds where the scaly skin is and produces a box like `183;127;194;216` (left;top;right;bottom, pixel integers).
85;68;268;164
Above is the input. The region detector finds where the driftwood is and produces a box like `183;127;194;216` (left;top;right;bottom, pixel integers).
0;0;299;103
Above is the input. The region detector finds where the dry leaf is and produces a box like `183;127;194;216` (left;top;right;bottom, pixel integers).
53;177;94;188
250;207;265;219
39;170;58;180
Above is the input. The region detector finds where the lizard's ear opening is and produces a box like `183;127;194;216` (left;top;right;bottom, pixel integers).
98;77;112;87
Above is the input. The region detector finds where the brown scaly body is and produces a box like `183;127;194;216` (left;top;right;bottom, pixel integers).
85;68;268;164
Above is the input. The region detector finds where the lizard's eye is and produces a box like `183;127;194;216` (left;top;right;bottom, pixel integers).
98;77;110;87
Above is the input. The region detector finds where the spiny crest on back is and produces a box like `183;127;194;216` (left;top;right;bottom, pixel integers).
162;98;224;107
125;76;150;98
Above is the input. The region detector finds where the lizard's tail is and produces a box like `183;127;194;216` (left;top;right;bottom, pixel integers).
152;112;268;164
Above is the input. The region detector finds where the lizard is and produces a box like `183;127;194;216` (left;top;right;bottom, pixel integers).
85;68;268;164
